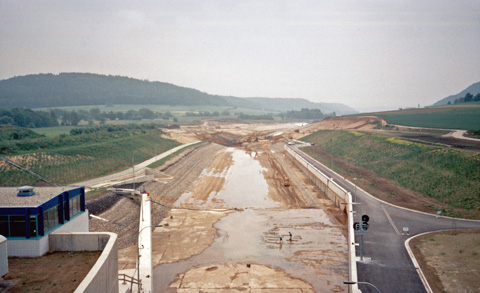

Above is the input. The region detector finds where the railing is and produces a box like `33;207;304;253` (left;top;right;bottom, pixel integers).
118;273;142;292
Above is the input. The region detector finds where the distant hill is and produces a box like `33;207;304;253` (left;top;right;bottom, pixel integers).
433;81;480;106
0;73;356;115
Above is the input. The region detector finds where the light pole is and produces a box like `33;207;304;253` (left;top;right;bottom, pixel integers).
343;281;380;293
351;169;357;203
132;151;136;193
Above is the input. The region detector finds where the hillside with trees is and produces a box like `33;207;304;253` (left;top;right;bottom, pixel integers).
451;92;480;105
433;81;480;106
0;73;356;115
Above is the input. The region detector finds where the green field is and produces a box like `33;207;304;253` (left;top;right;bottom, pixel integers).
301;130;480;218
34;126;76;137
34;104;276;124
359;105;480;130
0;124;180;186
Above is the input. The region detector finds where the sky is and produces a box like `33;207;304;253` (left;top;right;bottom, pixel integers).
1;1;479;112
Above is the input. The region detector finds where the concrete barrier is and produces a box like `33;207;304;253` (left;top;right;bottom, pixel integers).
285;146;349;210
285;145;359;292
49;232;118;293
137;193;153;292
0;235;7;277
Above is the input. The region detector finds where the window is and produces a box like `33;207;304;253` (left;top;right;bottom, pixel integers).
30;215;37;237
0;216;8;236
69;195;81;218
43;206;59;232
10;216;26;237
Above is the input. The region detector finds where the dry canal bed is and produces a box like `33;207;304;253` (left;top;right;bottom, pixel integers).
151;146;348;292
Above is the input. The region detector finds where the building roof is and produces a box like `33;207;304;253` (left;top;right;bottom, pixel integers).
0;186;82;207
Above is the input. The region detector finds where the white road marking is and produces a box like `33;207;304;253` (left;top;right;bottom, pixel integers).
382;205;400;235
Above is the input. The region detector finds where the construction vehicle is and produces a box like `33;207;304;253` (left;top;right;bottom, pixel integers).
270;157;291;187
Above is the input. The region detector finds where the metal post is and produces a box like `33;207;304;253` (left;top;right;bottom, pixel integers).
360;233;364;261
354;177;357;203
351;169;357;203
132;151;136;192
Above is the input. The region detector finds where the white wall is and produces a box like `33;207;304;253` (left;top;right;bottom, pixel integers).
49;232;119;293
0;235;7;277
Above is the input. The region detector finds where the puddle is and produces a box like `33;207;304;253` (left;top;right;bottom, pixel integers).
213;149;278;209
175;148;279;209
153;209;347;291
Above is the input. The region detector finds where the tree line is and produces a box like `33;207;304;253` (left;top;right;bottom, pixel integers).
0;107;177;128
0;108;59;128
450;92;480;105
279;108;333;120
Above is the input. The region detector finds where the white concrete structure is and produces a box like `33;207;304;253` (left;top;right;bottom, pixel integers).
0;235;7;277
286;145;360;293
137;193;153;292
49;232;119;293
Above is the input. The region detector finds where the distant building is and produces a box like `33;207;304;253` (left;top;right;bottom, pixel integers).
0;186;88;256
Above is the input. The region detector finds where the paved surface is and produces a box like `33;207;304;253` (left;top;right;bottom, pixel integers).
75;141;200;188
443;130;480;142
292;147;480;293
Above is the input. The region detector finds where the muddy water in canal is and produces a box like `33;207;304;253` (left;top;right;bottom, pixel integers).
154;148;348;292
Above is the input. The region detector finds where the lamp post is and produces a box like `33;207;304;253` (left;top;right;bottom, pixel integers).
343;281;380;293
351;169;357;203
132;151;136;192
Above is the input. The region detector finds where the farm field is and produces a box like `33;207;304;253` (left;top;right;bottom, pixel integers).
301;130;480;219
34;126;76;138
0;124;180;186
361;104;480;130
34;104;276;124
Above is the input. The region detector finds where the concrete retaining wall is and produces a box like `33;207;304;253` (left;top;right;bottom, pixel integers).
285;146;349;210
50;232;119;293
285;145;359;292
7;211;89;257
0;235;7;277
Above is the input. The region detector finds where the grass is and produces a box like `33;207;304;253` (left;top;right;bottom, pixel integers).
34;104;276;124
34;126;76;138
301;130;480;218
0;124;181;186
353;104;480;130
147;141;204;169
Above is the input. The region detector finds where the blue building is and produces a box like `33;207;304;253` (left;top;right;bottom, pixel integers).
0;186;88;256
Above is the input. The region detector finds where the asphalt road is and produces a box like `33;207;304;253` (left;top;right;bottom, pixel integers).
291;146;480;293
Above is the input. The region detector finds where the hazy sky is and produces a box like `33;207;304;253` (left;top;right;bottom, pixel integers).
1;1;479;111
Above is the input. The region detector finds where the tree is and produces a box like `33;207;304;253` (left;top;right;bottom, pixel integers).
70;111;80;126
464;92;473;102
474;93;480;102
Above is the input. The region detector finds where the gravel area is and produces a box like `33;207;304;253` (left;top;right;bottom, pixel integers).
87;143;224;250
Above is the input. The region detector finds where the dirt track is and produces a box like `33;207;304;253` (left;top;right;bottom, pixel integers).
87;116;479;291
89;121;350;291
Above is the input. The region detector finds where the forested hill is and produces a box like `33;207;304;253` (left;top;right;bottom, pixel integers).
433;81;480;106
0;73;356;115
